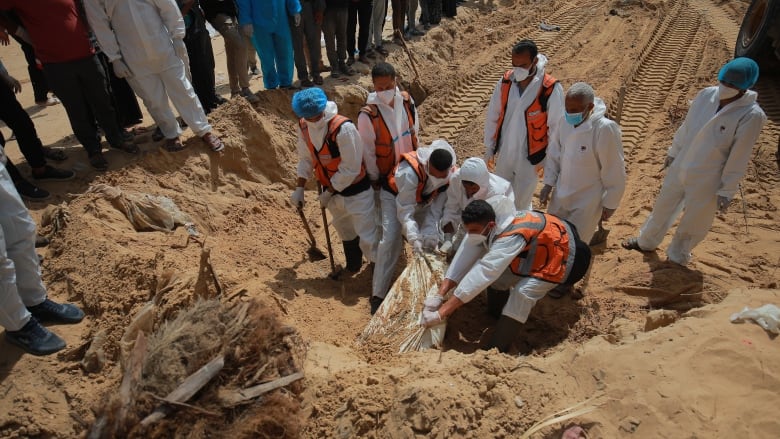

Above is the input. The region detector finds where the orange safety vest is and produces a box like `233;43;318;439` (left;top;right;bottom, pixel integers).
360;91;418;177
300;115;367;191
497;211;575;284
384;151;448;203
493;70;558;165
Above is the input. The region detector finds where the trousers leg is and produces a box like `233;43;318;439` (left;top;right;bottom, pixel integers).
503;277;557;323
322;9;339;70
347;1;358;58
666;183;718;264
344;189;379;263
0;83;46;168
372;190;402;298
42;60;102;155
185;27;218;111
407;0;418;29
76;56;126;148
213;14;250;93
15;37;49;103
370;0;386;47
127;73;182;140
245;34;258;68
252;30;281;89
273;26;295;87
159;64;212;137
289;14;309;81
97;52;143;128
638;171;686;251
357;0;373;55
301;3;322;77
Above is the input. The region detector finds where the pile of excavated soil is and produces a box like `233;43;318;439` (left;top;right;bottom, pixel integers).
1;0;779;437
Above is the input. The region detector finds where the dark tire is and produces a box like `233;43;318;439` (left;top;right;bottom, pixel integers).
735;0;780;73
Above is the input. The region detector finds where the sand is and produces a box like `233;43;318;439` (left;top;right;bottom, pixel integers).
1;0;779;437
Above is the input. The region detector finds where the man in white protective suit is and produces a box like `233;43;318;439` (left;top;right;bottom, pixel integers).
484;39;564;211
84;0;224;153
290;88;378;276
623;58;766;265
439;157;514;256
420;198;591;353
1;149;84;356
370;139;456;315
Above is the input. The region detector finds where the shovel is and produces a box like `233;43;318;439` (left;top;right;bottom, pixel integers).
297;207;327;261
589;219;610;246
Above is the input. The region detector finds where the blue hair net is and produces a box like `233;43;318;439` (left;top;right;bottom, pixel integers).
718;57;760;90
292;88;327;118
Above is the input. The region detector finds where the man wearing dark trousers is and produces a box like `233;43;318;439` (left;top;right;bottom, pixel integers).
180;0;225;113
346;0;372;65
0;0;139;172
290;0;325;87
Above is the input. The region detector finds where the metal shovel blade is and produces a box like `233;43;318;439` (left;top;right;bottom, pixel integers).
589;220;610;246
297;207;327;261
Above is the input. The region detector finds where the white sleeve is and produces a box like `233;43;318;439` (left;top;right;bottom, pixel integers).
669;89;706;158
410;96;420;135
543;123;561;187
597;121;627;209
395;165;421;242
453;234;526;303
441;173;462;229
357;112;379;181
153;0;186;40
718;109;766;199
421;191;446;240
444;239;486;283
483;79;504;153
83;0;123;62
295;127;314;180
331;122;364;192
546;82;565;143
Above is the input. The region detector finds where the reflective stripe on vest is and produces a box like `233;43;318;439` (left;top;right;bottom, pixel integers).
300;115;367;190
493;70;558;165
360;91;418;177
497;211;575;284
385;151;448;203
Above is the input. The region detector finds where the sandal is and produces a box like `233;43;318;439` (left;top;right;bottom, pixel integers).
112;140;140;154
42;147;68;162
163;137;186;152
202;132;224;152
621;237;648;252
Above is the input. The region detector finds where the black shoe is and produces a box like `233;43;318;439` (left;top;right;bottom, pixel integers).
27;298;85;324
35;235;50;248
300;78;314;88
14;179;50;201
5;318;66;356
32;165;75;181
152;127;165;142
111;140;140;154
42;147;68;162
486;288;509;319
369;295;384;315
89;153;109;171
343;238;363;273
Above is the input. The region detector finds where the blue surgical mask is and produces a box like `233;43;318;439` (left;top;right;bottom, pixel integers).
565;111;585;126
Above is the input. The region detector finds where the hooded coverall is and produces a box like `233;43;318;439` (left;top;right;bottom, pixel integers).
484;54;564;211
637;86;766;264
237;0;301;90
544;98;626;243
84;0;212;140
441;157;515;232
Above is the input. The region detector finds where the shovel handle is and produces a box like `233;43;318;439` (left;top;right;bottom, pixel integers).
317;183;337;275
297;207;318;247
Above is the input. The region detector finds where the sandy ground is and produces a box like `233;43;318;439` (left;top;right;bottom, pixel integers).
1;0;780;437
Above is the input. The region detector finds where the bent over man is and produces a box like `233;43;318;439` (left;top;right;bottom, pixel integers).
421;198;591;353
623;58;766;265
291;88;377;274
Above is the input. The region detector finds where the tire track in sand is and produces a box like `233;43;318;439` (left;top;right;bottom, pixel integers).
690;0;741;47
619;0;705;153
425;1;600;141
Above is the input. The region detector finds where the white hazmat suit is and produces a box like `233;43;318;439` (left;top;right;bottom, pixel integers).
484;55;564;211
0;152;46;332
442;157;514;231
445;196;556;323
296;101;378;262
372;140;456;299
544;98;626;243
637;86;766;264
84;0;212;139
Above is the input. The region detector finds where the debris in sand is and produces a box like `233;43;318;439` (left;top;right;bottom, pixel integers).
86;184;192;232
730;304;780;334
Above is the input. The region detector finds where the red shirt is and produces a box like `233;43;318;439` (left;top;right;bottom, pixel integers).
0;0;94;64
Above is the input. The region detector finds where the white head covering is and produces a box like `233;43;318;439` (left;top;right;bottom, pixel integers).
460;157;489;189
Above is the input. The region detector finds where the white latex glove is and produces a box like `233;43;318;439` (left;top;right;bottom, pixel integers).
412;239;423;255
318;190;333;208
293;14;301;27
112;59;132;79
291;187;304;208
242;24;254;37
663;155;675;169
423;295;444;312
420;310;442;328
717;195;730;213
539;184;552;206
422;236;438;252
438;232;454;254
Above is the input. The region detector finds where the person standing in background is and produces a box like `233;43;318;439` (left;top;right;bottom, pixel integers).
323;0;356;79
346;0;372;66
179;0;226;113
289;0;325;87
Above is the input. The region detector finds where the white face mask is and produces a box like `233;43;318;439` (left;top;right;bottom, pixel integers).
464;232;487;247
513;67;530;81
306;117;327;130
377;89;396;105
718;84;740;100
